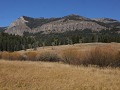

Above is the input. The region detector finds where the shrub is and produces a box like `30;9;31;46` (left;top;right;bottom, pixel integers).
86;46;120;67
61;48;83;65
111;51;120;67
36;51;60;62
9;52;22;60
60;46;120;67
0;45;119;67
1;51;10;60
25;52;37;61
0;52;2;59
19;54;27;61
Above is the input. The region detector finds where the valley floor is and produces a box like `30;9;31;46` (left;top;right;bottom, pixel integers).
0;60;120;90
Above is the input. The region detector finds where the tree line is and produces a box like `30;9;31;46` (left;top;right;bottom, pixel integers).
24;28;120;45
0;32;36;51
0;28;120;52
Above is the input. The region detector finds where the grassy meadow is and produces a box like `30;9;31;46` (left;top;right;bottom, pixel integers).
0;60;120;90
0;43;120;90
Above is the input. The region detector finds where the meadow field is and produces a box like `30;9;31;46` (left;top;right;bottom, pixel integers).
0;43;120;90
0;60;120;90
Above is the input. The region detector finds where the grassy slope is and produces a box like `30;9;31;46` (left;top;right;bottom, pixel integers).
19;43;120;54
0;60;120;90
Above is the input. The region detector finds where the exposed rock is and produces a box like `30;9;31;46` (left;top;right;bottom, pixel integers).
5;16;31;36
35;19;105;34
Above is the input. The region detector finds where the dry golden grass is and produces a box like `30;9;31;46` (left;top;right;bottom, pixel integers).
43;43;120;51
0;60;120;90
19;43;120;55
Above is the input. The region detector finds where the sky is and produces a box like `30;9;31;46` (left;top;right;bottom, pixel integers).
0;0;120;27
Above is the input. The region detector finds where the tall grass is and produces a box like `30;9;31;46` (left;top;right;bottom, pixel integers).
0;60;120;90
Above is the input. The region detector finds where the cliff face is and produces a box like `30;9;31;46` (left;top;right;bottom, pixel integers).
5;17;31;36
5;14;120;36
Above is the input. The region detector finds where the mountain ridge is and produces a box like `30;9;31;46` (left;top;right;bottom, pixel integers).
4;14;120;36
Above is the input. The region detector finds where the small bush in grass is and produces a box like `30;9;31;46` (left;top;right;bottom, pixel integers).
112;51;120;67
1;51;10;60
25;52;37;61
0;52;2;59
19;54;27;61
36;52;60;62
9;52;22;60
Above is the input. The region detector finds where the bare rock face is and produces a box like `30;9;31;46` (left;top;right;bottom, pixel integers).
5;16;31;36
5;15;120;36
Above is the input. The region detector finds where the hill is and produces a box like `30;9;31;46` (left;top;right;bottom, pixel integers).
5;14;120;36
